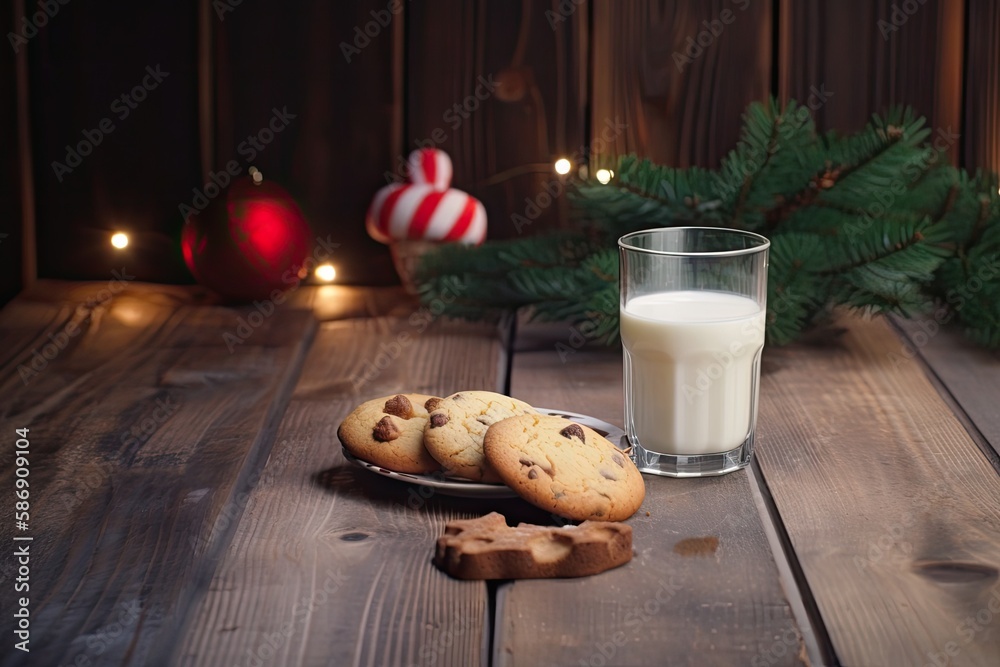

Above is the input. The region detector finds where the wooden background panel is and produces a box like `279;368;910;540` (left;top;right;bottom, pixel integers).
496;324;806;667
27;0;201;284
1;3;25;305
0;284;314;667
779;0;964;158
406;0;589;239
590;0;773;168
964;0;1000;172
178;313;512;667
754;313;1000;666
210;0;401;285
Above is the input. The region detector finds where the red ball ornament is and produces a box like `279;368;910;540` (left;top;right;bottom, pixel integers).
181;175;312;301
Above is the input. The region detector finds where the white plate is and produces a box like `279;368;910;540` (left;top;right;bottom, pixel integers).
341;408;627;498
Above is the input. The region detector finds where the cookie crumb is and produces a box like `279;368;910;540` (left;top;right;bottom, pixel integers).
673;536;719;557
645;511;650;517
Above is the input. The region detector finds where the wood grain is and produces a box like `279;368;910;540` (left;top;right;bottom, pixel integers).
177;314;514;667
755;313;1000;666
590;0;772;168
778;0;965;161
963;0;1000;172
0;283;315;667
892;316;1000;464
210;0;400;285
495;323;805;667
406;0;589;239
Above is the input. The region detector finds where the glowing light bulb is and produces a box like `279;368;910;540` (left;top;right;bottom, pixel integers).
111;232;129;249
315;263;337;283
596;169;614;184
554;158;572;175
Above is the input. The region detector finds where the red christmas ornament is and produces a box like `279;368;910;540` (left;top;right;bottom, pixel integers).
181;175;312;301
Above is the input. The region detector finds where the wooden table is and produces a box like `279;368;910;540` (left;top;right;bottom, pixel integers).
1;282;998;667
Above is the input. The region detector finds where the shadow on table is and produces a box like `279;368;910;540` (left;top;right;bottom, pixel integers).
313;464;563;526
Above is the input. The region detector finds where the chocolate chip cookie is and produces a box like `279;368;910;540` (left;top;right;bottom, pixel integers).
484;414;645;521
423;391;537;482
337;394;441;473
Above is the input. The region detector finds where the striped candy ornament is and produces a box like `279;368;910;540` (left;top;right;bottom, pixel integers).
367;182;487;245
407;148;453;190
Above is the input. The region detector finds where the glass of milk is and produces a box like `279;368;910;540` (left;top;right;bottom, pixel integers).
619;227;769;477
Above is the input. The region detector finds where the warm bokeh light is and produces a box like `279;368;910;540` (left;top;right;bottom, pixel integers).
596;168;614;184
315;263;337;282
111;232;129;249
554;158;572;175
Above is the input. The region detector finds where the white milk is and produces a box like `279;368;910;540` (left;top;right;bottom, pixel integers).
620;290;765;455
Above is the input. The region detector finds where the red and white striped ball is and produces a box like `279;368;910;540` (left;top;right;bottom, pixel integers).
367;183;487;245
407;149;452;190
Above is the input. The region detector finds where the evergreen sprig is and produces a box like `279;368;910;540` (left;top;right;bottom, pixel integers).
416;98;1000;347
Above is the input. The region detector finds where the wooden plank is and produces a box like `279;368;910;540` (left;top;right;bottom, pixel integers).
591;0;772;168
177;312;512;666
495;322;806;666
754;313;1000;666
406;0;589;239
284;284;417;322
0;283;315;666
963;0;1000;172
779;0;964;162
892;316;1000;463
0;280;225;379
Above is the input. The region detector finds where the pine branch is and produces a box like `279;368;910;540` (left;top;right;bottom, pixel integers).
416;99;1000;348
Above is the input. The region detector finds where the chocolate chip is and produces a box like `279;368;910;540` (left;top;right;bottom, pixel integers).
612;453;625;468
373;416;401;441
559;424;585;442
600;468;618;481
527;469;538;480
424;397;443;412
383;395;413;419
430;413;449;428
519;457;534;467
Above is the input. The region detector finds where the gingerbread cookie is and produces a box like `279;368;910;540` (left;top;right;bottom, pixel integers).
434;512;633;580
484;414;645;521
337;394;441;473
423;391;537;482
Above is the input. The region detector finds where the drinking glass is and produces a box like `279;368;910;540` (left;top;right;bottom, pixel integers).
619;227;769;477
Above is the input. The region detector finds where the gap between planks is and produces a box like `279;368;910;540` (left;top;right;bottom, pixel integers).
748;462;839;667
888;316;1000;474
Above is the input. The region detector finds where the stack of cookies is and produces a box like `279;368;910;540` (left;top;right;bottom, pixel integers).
337;390;646;522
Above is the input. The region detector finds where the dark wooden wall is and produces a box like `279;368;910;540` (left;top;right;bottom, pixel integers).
3;0;999;298
1;4;25;305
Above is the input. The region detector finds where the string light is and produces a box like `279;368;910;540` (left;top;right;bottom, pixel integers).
595;168;614;185
554;158;572;175
110;232;129;249
315;263;337;283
